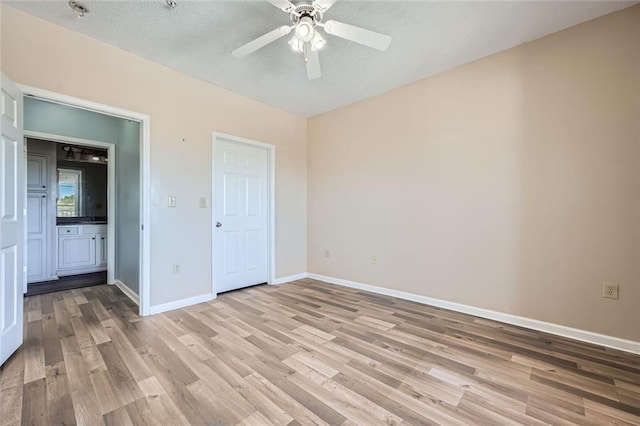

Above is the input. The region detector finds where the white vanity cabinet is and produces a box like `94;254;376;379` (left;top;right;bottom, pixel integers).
57;225;108;276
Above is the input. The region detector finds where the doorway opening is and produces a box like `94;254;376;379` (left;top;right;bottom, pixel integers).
19;85;151;315
25;137;114;296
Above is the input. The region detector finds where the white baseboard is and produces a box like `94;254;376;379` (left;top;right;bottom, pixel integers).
271;272;309;285
148;293;215;316
307;273;640;355
113;279;140;305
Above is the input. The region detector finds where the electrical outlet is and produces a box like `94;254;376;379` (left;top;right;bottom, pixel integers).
172;263;181;274
199;197;208;208
371;256;378;266
603;282;619;299
324;249;330;258
168;195;177;208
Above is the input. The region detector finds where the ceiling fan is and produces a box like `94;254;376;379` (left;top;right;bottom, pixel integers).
232;0;392;80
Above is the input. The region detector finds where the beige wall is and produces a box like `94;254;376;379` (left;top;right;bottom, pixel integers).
3;4;638;341
308;6;640;341
1;6;307;306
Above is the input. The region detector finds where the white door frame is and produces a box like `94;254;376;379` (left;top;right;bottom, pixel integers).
211;132;275;295
17;85;152;316
24;131;116;286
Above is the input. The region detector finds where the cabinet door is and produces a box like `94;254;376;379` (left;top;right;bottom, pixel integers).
27;193;47;282
26;154;48;191
58;234;96;269
97;234;108;266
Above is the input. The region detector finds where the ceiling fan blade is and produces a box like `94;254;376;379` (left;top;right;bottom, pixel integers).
306;49;321;80
323;20;391;51
232;26;292;57
265;0;295;12
312;0;338;12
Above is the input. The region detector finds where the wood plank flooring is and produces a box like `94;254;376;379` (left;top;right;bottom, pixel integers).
2;278;640;425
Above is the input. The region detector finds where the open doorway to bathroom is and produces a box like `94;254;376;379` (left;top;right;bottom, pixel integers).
25;138;112;296
20;93;146;312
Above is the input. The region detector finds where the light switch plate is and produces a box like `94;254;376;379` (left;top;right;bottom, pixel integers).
199;197;208;208
168;195;176;208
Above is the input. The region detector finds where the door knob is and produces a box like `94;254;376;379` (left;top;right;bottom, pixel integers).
216;222;222;228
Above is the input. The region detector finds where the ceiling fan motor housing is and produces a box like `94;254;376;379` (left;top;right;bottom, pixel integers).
290;3;322;25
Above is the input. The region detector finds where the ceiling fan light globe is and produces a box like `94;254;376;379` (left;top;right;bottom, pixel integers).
288;36;304;53
295;24;310;39
311;31;326;50
295;17;314;42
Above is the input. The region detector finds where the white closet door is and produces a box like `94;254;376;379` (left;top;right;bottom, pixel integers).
26;192;47;282
26;154;47;191
213;139;268;293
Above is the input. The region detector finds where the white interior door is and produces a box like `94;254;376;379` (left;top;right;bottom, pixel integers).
213;138;268;293
0;73;24;366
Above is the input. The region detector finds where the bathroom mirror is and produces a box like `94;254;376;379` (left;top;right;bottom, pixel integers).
56;144;108;220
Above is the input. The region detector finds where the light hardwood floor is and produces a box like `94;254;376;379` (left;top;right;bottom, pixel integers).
1;278;639;425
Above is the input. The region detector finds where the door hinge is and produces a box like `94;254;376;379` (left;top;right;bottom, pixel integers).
141;224;144;231
23;265;27;273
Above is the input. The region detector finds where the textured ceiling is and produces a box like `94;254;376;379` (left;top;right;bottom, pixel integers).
6;1;637;116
